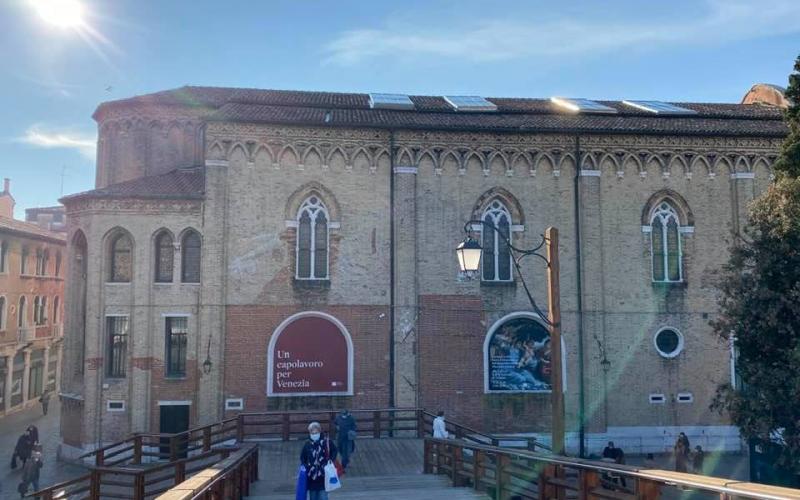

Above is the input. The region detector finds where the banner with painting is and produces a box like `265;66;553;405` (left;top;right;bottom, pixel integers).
487;316;552;392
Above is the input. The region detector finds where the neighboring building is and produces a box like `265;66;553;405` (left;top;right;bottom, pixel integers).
59;85;787;457
26;205;67;234
0;179;65;418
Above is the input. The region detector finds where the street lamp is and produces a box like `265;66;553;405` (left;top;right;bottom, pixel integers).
455;220;565;455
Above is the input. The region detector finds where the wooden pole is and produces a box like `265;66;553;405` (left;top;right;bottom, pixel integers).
546;227;565;455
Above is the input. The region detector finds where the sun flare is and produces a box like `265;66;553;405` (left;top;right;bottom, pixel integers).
31;0;85;29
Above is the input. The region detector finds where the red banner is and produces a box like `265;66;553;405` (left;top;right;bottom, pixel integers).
270;315;350;396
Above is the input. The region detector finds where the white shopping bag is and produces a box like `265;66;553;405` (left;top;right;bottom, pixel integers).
324;461;342;492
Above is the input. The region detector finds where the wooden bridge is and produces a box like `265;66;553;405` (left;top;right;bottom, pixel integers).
30;408;800;500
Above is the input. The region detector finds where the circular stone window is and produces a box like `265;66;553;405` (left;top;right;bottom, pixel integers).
654;328;684;358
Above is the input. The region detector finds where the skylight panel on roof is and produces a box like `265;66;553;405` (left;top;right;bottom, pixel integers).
443;95;498;112
369;93;415;110
622;100;698;115
550;97;618;114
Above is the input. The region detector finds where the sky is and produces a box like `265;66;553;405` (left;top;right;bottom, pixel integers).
0;0;798;218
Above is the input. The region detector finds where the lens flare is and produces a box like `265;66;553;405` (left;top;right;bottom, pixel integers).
31;0;85;29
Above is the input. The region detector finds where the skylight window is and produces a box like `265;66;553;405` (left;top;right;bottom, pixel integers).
622;100;698;115
369;93;415;110
443;95;497;112
550;97;618;114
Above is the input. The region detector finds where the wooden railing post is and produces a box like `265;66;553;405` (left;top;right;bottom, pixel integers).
203;426;212;451
133;435;142;464
133;472;145;500
578;469;600;500
473;449;485;490
424;439;433;473
636;478;661;500
282;413;291;441
237;414;245;442
497;454;510;500
90;469;101;500
169;436;178;462
455;425;464;440
373;410;381;438
95;448;104;467
452;445;463;486
554;465;566;500
417;409;425;438
436;441;443;474
539;464;556;500
175;461;186;484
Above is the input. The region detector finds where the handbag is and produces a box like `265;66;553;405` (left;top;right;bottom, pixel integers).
295;465;307;500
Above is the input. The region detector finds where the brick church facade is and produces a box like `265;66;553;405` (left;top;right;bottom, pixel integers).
59;86;787;457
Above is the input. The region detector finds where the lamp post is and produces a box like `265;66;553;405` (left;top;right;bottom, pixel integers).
456;221;565;455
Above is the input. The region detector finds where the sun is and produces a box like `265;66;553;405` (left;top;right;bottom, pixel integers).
31;0;86;29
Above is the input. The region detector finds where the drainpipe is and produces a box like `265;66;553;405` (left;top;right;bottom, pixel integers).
573;135;586;458
388;130;396;409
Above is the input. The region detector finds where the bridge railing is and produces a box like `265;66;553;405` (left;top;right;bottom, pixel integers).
28;445;253;500
424;438;800;500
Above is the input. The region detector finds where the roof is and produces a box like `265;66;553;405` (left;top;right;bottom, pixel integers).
0;216;66;244
93;85;789;137
61;167;205;204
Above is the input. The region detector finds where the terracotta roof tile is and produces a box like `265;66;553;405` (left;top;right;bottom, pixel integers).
0;217;65;243
61;167;204;203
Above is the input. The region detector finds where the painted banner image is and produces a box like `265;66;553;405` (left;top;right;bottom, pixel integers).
487;316;551;392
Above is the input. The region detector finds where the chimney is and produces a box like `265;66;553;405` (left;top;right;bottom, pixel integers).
0;178;14;218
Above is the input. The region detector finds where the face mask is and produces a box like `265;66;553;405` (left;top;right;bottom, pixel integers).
310;433;321;442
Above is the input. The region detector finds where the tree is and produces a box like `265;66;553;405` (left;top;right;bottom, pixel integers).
712;55;800;476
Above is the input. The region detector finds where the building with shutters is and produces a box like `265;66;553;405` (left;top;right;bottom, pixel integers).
58;86;788;457
0;179;65;418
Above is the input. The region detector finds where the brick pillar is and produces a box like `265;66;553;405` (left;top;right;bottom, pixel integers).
730;173;755;235
392;164;419;408
575;167;608;434
4;355;12;413
22;350;31;406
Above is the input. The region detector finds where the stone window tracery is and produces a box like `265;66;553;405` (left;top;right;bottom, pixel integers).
481;200;513;282
155;231;174;283
650;202;682;282
296;196;329;280
181;231;201;283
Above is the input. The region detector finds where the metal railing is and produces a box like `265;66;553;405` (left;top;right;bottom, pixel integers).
424;438;800;500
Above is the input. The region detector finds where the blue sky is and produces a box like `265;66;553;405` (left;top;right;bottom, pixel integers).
0;0;798;217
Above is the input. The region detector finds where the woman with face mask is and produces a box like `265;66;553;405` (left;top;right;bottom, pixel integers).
300;421;338;499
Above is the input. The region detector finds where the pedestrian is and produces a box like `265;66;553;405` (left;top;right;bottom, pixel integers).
643;453;657;468
334;409;357;471
433;411;448;439
692;445;705;474
678;432;690;453
602;441;619;461
19;449;43;497
26;425;39;447
300;421;338;500
39;391;51;416
674;436;688;472
12;431;32;469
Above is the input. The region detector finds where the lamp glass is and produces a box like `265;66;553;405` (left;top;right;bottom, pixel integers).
456;237;482;273
202;358;212;374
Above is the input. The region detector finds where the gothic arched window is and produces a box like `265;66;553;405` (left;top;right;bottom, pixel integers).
482;200;513;282
18;296;26;328
650;202;682;282
181;230;202;283
296;196;329;280
154;231;174;283
109;233;133;283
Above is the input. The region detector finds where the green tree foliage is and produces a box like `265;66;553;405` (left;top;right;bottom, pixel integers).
712;55;800;473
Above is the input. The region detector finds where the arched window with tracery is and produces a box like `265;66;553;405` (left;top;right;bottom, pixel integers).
154;231;174;283
650;202;682;282
482;200;512;282
109;233;133;282
18;296;26;328
296;196;329;280
181;230;202;283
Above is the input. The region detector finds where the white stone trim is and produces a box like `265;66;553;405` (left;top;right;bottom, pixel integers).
285;220;298;228
730;172;755;179
157;400;192;406
469;223;524;233
266;311;354;397
393;166;418;174
329;222;341;229
225;398;244;410
679;226;694;234
653;326;684;359
205;160;229;168
677;392;694;403
641;226;652;233
579;170;601;177
483;311;567;394
160;313;191;317
649;393;666;404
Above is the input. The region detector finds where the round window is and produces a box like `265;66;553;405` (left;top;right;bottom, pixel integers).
654;328;684;358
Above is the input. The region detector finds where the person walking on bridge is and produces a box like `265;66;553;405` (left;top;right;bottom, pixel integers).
334;409;357;470
300;422;338;500
433;411;449;439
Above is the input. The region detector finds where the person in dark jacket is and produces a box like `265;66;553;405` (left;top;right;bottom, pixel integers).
12;431;32;468
26;425;39;447
334;409;357;470
300;422;338;500
19;450;43;497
